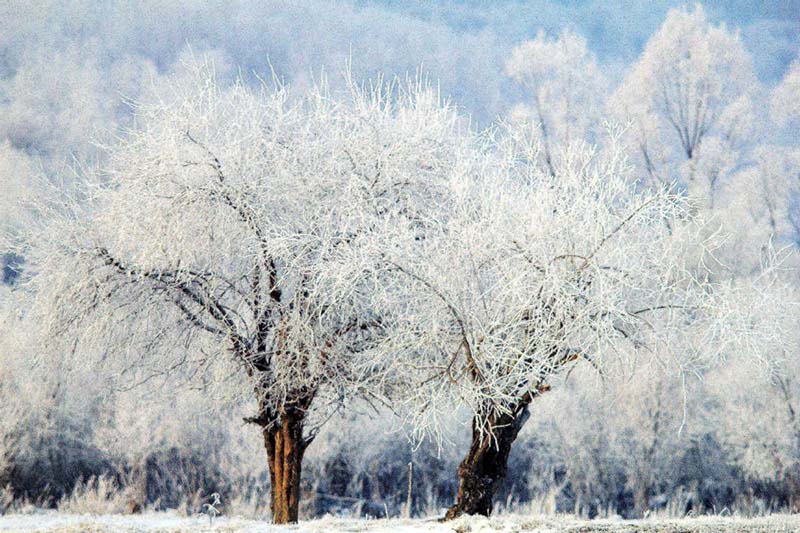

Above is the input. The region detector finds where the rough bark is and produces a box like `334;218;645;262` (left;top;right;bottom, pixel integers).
263;406;308;524
443;401;531;520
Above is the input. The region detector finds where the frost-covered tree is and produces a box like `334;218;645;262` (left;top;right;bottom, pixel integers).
523;367;694;518
771;56;800;133
610;5;757;204
0;287;116;504
13;63;466;523
715;146;800;272
0;141;40;284
705;271;800;508
0;142;39;231
381;124;740;519
505;30;608;175
0;44;158;163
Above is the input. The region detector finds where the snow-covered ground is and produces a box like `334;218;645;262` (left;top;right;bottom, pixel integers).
2;512;800;532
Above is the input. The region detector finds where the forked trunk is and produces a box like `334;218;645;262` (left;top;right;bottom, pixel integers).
263;408;308;524
444;402;531;520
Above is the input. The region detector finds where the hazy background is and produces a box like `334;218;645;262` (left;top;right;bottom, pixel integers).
0;0;797;145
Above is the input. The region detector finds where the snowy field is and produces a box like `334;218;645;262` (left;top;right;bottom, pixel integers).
3;513;800;533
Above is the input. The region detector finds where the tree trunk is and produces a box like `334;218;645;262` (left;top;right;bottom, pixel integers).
444;402;531;520
633;480;651;518
263;408;308;524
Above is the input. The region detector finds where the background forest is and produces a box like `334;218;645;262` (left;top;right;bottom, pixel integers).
1;0;800;522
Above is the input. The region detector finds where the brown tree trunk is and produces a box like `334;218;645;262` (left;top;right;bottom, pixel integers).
444;401;531;520
263;408;308;524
